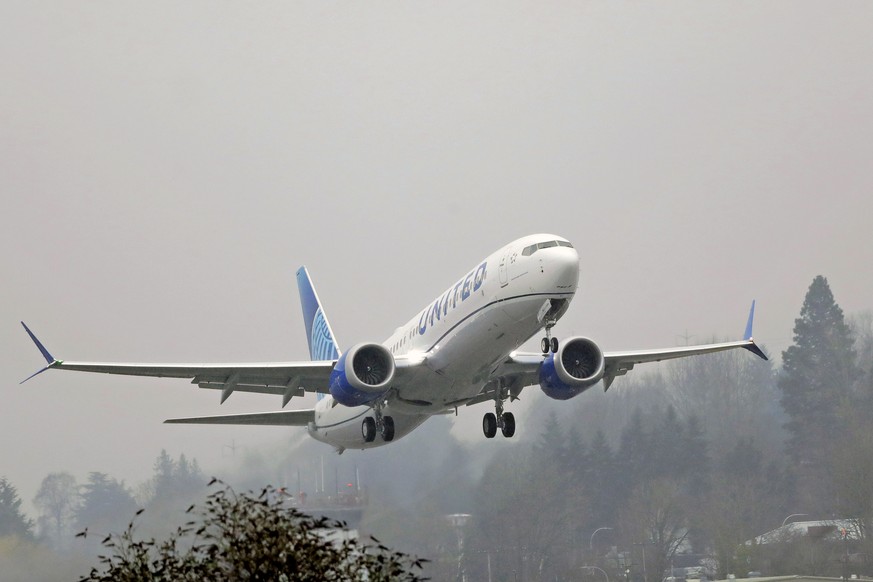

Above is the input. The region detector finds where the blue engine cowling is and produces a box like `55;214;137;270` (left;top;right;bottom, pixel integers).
329;343;396;407
539;337;605;400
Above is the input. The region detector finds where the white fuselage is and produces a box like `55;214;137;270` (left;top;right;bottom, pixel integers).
307;234;580;450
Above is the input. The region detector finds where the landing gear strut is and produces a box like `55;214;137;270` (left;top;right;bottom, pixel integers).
482;387;516;439
362;402;395;443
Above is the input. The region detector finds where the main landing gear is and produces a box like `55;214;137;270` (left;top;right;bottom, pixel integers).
540;321;559;354
483;390;516;439
362;405;394;443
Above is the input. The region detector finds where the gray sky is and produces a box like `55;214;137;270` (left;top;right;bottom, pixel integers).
2;2;872;510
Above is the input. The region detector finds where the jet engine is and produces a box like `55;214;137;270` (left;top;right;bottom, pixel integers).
329;343;396;407
539;337;605;400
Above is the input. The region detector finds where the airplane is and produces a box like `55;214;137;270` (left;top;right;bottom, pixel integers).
21;233;768;453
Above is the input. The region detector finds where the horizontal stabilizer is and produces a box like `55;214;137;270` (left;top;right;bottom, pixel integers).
164;409;315;426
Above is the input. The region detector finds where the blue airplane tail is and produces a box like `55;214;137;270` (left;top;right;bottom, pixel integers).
296;267;341;363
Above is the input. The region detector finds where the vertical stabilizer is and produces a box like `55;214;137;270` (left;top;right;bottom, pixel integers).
296;267;341;362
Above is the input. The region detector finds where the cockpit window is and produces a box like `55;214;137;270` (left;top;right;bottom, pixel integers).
522;240;573;256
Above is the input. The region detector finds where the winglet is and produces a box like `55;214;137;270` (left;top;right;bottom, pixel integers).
740;302;769;361
743;300;756;341
22;322;54;363
20;322;61;383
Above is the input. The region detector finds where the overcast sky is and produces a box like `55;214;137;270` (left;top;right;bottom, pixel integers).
2;2;872;510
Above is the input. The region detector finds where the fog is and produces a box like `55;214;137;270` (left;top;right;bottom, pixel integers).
2;0;872;567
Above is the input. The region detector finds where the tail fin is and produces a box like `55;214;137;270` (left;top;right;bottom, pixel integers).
296;267;341;362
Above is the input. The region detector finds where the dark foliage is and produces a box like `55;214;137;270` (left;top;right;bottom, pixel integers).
75;472;138;538
78;479;427;581
779;275;858;512
780;276;857;456
0;477;34;539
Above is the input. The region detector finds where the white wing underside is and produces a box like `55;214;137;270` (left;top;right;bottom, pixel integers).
476;337;767;404
50;360;335;405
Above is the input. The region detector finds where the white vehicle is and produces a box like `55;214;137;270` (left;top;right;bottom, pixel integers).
22;234;767;453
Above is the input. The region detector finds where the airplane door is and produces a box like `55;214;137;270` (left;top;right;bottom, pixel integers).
498;251;509;287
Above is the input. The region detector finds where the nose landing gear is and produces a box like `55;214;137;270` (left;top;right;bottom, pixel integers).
541;321;559;354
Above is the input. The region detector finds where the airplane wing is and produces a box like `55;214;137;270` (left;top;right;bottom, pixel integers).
599;337;767;389
483;301;768;399
164;409;315;426
20;322;333;407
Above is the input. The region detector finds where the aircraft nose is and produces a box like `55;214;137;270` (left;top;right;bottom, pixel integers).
547;247;579;291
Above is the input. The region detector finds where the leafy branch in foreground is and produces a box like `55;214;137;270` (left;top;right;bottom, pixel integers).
78;478;427;581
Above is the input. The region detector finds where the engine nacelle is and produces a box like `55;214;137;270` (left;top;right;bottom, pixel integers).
329;343;396;407
539;337;605;400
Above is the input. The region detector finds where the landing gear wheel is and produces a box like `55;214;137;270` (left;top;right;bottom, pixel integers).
541;337;550;354
550;337;559;353
501;412;516;438
362;417;376;443
483;413;498;438
381;416;395;442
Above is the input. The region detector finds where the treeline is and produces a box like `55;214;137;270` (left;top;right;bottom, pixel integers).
351;275;873;581
0;451;207;580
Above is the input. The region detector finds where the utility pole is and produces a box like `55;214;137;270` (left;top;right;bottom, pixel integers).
676;330;695;346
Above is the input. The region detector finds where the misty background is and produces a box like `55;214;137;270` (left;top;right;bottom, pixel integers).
1;1;872;579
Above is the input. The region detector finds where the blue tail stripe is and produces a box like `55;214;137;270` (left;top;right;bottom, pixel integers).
295;267;340;362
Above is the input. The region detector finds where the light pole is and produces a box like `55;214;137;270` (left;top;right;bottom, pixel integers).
781;513;808;527
590;527;614;551
582;565;610;582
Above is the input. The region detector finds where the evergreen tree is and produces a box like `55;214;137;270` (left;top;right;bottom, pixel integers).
848;312;873;408
779;276;858;510
651;406;685;479
586;430;616;534
563;426;588;480
587;430;614;491
150;450;205;502
721;437;763;477
74;473;137;537
682;415;710;497
536;411;566;464
0;477;33;539
151;449;176;498
618;408;652;487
